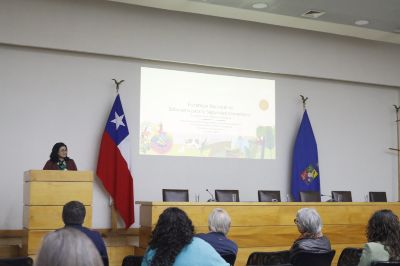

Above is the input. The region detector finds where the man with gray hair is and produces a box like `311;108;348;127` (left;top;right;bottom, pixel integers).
290;208;331;261
196;208;238;258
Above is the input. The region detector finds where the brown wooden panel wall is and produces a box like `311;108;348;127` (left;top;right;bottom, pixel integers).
137;202;400;266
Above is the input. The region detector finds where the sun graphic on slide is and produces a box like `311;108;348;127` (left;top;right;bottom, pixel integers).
259;99;269;111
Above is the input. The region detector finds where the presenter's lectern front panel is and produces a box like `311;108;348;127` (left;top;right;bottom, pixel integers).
22;170;93;256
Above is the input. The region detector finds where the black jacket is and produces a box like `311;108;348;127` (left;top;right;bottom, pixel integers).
289;236;331;262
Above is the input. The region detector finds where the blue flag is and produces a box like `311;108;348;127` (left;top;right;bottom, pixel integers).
291;110;320;201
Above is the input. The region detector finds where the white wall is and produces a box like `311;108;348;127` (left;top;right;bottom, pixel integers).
0;0;399;229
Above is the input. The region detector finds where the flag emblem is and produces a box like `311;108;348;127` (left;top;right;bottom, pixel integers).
300;164;319;185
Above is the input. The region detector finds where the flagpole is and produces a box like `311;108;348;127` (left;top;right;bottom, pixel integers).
109;78;125;232
389;105;400;201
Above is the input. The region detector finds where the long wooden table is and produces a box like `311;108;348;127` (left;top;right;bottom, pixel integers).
136;202;400;266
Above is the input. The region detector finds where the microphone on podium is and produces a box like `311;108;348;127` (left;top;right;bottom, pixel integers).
206;189;216;202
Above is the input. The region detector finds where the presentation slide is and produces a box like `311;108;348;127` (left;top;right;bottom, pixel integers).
139;67;275;159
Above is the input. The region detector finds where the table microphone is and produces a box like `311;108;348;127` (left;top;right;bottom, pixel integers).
206;189;215;202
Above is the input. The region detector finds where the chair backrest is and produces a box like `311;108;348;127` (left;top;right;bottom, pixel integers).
331;191;353;202
121;255;143;266
371;262;400;266
162;189;189;202
337;247;363;266
258;190;281;202
291;250;336;266
215;190;240;202
0;257;33;266
221;254;237;266
369;192;387;202
246;250;290;265
299;191;321;202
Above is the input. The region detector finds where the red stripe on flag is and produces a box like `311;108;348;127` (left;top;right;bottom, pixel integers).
97;132;134;228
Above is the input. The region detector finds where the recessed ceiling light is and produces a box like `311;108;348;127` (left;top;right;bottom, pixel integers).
355;20;369;26
252;2;268;9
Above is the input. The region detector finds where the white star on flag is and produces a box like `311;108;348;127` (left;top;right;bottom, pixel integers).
111;112;125;130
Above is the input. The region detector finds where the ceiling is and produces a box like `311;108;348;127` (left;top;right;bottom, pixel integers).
108;0;400;45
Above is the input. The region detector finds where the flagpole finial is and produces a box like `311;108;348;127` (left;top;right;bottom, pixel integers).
300;95;308;110
394;105;400;122
112;79;125;94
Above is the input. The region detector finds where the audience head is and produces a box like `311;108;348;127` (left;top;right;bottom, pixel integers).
63;201;86;226
36;227;103;266
50;142;70;162
367;209;400;259
208;208;232;235
148;207;194;266
295;208;322;236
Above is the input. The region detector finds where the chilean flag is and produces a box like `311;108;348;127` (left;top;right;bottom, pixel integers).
97;94;134;228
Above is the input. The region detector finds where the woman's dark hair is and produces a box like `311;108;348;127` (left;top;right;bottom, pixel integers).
50;142;71;163
367;209;400;260
148;207;194;266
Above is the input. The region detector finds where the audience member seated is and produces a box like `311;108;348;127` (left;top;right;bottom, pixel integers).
290;208;331;262
141;207;229;266
197;208;238;258
62;201;109;266
36;227;103;266
43;142;77;170
358;209;400;266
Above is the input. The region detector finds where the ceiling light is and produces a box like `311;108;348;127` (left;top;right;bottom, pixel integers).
355;20;369;26
252;2;268;9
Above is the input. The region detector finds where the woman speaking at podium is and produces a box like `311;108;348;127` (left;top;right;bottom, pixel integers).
43;142;77;171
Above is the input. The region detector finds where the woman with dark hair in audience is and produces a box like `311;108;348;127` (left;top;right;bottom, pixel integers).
43;142;77;170
358;209;400;266
141;207;229;266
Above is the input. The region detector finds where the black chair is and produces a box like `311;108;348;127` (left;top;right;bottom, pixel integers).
291;250;335;266
369;192;387;202
332;191;353;202
162;189;189;202
299;191;321;202
215;190;240;202
246;250;291;265
371;262;400;266
121;255;143;266
221;253;237;266
0;257;33;266
258;190;281;202
337;247;363;266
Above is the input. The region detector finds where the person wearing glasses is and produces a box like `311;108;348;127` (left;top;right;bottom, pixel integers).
289;208;331;261
43;142;77;170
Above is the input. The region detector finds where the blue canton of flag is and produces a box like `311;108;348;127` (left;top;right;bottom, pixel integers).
291;110;320;202
105;95;129;145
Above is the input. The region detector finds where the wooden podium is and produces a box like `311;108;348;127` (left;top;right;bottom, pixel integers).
22;170;93;257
